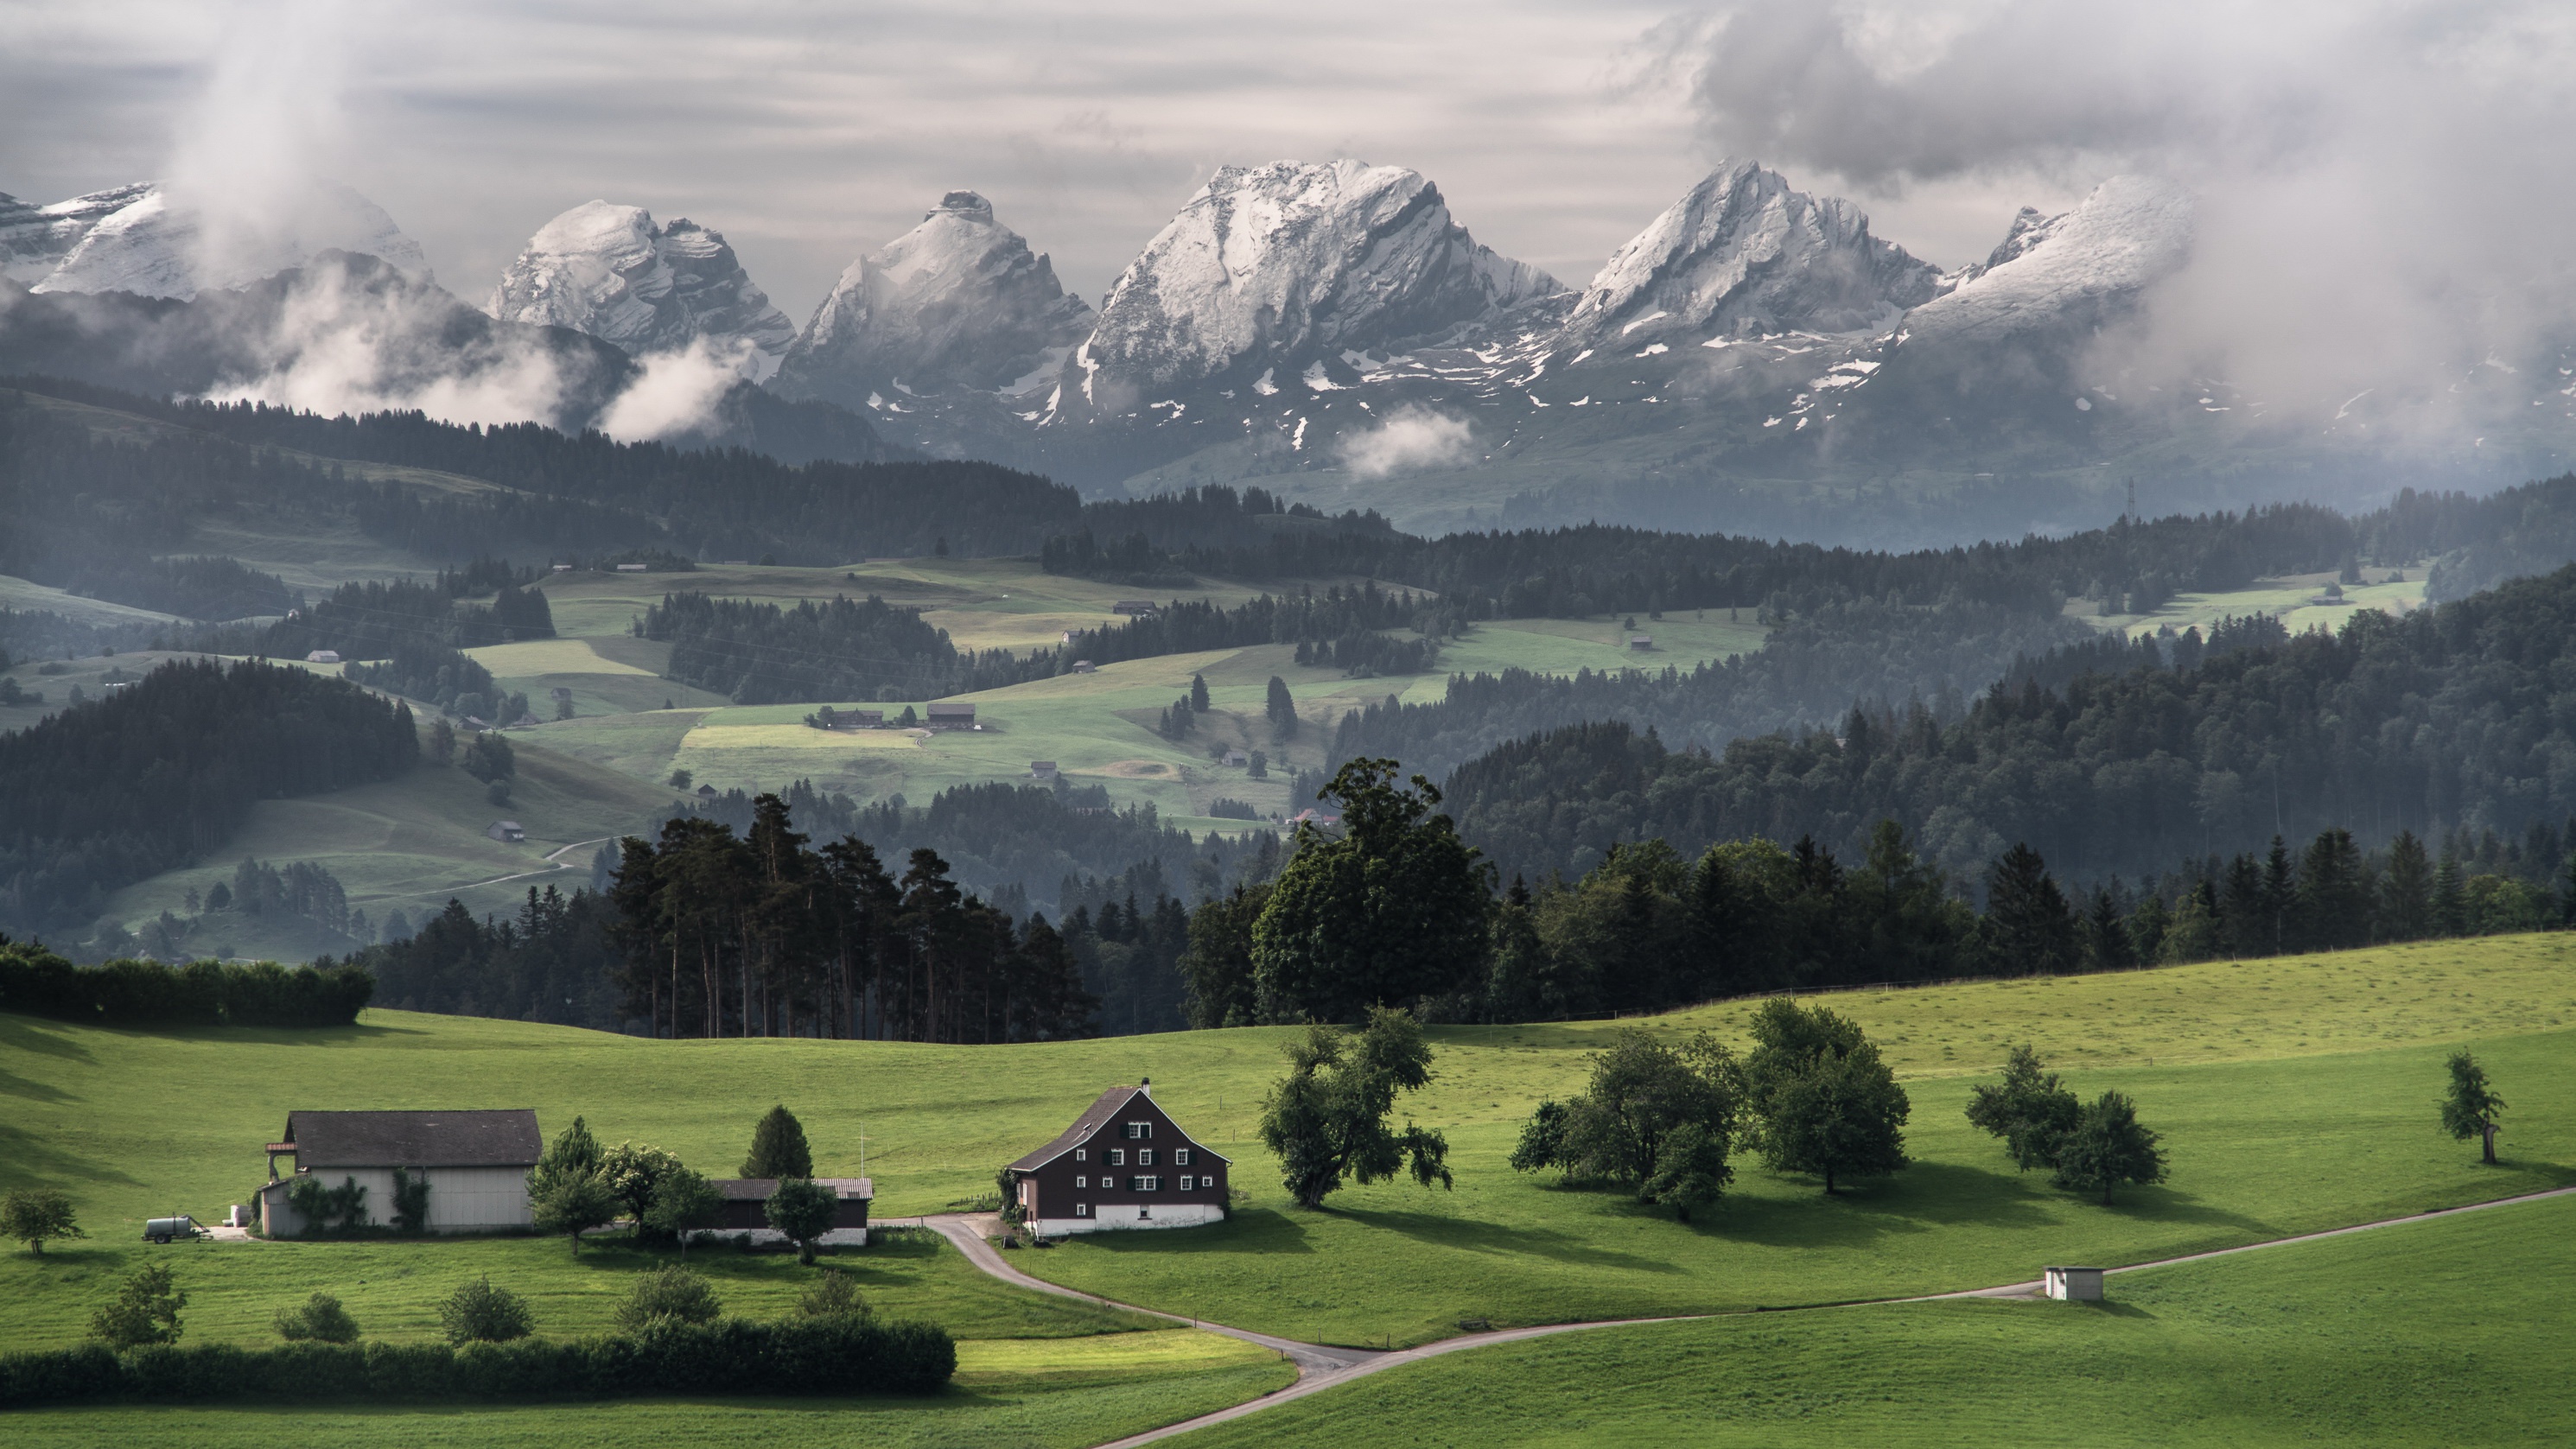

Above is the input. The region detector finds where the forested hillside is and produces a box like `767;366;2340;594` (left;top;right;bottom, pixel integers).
1435;563;2576;887
0;659;418;937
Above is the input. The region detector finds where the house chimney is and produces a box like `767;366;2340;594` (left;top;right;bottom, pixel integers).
1141;1077;1152;1096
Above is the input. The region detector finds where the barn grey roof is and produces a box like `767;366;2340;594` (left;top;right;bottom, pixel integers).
283;1109;543;1168
716;1177;872;1200
1007;1085;1231;1172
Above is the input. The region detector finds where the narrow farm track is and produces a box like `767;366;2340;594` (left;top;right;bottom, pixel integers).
923;1182;2576;1447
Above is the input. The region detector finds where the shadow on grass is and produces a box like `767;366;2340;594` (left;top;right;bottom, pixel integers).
1705;1161;2064;1248
1060;1207;1319;1257
0;1014;98;1062
0;1119;143;1196
1332;1205;1691;1274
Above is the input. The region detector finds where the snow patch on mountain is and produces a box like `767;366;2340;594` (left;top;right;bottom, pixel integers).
1078;159;1561;404
1560;160;1937;347
772;190;1094;408
488;201;793;381
0;180;428;298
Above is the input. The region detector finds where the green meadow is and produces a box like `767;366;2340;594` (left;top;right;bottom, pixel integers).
1185;1190;2576;1448
2082;568;2427;640
3;933;2568;1355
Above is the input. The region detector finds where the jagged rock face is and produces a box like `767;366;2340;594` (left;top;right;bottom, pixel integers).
0;180;429;298
773;190;1094;407
1076;159;1560;405
487;201;794;381
1559;160;1937;348
1901;175;2193;346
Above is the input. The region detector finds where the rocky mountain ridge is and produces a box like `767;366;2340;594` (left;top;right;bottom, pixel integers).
0;179;429;299
487;200;795;381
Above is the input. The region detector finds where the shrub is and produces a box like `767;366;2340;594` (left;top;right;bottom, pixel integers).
437;1275;533;1345
273;1292;360;1344
798;1267;871;1320
90;1263;186;1349
615;1266;721;1331
286;1174;369;1234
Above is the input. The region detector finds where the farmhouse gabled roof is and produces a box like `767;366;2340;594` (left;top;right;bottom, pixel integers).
1007;1085;1231;1172
283;1109;542;1169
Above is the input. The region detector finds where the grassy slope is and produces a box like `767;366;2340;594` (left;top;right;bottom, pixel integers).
1184;1191;2576;1448
3;934;2568;1350
2082;569;2427;641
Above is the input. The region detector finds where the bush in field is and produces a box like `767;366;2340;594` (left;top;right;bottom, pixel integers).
616;1266;721;1331
437;1275;532;1344
90;1263;186;1349
272;1293;359;1343
765;1179;838;1264
798;1268;871;1321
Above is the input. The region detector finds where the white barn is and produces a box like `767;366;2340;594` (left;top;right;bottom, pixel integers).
258;1109;541;1236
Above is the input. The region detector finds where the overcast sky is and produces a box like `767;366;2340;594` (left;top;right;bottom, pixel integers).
0;1;2088;323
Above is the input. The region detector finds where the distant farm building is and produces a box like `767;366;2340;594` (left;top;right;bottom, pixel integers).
1112;600;1158;616
305;650;342;664
487;820;525;842
926;702;977;730
1006;1081;1227;1236
1030;760;1059;781
257;1109;541;1236
615;562;649;572
2044;1267;2105;1301
1288;808;1343;828
1629;635;1653;651
1072;660;1097;673
706;1178;873;1248
551;563;574;572
696;784;719;798
1222;748;1249;767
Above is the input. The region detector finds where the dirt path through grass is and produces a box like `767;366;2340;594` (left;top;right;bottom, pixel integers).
924;1182;2576;1448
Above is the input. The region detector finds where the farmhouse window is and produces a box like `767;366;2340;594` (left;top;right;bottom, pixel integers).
1132;1175;1160;1192
1076;1175;1087;1188
1179;1175;1194;1190
1138;1148;1155;1166
1126;1122;1153;1139
1076;1203;1089;1217
1076;1149;1086;1161
1110;1148;1126;1166
1175;1149;1192;1166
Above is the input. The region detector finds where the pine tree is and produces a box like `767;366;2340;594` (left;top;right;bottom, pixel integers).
1265;675;1299;741
2295;828;2369;950
2432;850;2467;937
2380;830;2433;940
1978;842;2079;976
743;1104;814;1179
1190;672;1211;711
2261;836;2296;954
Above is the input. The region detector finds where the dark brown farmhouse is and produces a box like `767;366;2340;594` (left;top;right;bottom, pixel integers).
1006;1081;1228;1235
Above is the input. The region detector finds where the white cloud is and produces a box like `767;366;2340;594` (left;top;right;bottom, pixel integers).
596;336;748;442
1340;406;1473;480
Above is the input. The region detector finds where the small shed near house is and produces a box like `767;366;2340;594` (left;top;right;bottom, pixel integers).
1030;760;1059;781
305;650;342;664
704;1178;872;1247
257;1109;541;1236
1222;748;1249;767
926;702;976;730
487;820;525;842
2044;1267;2105;1301
696;784;719;798
1006;1081;1228;1236
1112;600;1157;616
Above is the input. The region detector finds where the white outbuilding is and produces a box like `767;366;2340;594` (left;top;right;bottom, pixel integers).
257;1109;541;1236
2043;1266;2105;1301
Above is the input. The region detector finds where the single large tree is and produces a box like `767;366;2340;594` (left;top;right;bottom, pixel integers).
1744;999;1910;1193
2441;1050;2506;1164
645;1166;726;1259
1265;676;1299;742
0;1188;85;1255
766;1179;840;1264
2052;1091;2169;1204
1511;1028;1744;1219
1965;1044;2083;1170
1259;1006;1453;1210
1251;759;1493;1022
91;1263;186;1349
529;1115;617;1256
599;1141;684;1234
744;1104;815;1179
1977;843;2079;976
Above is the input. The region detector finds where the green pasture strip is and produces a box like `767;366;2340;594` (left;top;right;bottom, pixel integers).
1183;1191;2576;1449
0;1230;1151;1353
0;1337;1295;1448
2085;570;2427;642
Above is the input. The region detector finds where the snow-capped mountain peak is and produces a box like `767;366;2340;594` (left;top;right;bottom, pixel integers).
0;180;429;299
1562;159;1937;346
1903;175;2193;344
771;189;1095;408
1078;158;1562;400
487;200;794;380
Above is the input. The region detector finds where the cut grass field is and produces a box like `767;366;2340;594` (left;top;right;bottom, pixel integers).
1181;1190;2576;1448
2082;568;2427;641
3;933;2568;1355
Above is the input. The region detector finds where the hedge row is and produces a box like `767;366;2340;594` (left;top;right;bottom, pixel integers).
0;1317;955;1408
0;944;373;1027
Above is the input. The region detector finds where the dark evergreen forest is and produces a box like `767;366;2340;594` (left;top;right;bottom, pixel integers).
0;660;418;937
